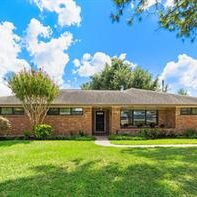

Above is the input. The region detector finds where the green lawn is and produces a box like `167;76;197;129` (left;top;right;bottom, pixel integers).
0;141;197;197
111;138;197;145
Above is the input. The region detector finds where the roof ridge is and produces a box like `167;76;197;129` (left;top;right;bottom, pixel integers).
124;88;197;99
60;89;121;92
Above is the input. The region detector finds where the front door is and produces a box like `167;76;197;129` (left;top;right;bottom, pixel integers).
95;111;106;134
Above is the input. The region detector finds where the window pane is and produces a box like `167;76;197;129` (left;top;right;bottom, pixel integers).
47;108;59;115
13;107;24;115
1;107;13;115
71;108;83;115
192;108;197;115
60;108;71;115
133;110;145;126
120;110;132;128
180;108;191;115
146;110;157;125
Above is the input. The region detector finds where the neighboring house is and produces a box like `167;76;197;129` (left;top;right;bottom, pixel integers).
1;88;197;136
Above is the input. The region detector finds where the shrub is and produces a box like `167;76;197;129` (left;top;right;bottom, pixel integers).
34;124;53;139
0;116;11;136
24;130;32;139
79;130;85;137
139;128;159;139
183;129;197;138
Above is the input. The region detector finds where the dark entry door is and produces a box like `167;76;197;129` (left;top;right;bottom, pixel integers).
95;111;105;133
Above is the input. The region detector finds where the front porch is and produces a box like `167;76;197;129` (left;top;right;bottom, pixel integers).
92;106;177;135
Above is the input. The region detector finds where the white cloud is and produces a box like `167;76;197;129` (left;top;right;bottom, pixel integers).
31;0;81;27
73;52;111;77
141;0;174;9
73;52;137;77
164;0;174;8
0;21;30;96
114;53;137;68
25;18;73;86
119;53;127;60
143;0;160;10
160;54;197;95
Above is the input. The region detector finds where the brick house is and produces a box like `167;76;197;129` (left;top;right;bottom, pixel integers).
1;88;197;136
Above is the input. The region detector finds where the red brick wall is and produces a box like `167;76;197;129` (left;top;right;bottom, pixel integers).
2;107;92;136
3;106;197;136
158;109;176;128
45;107;92;135
3;115;31;136
175;108;197;130
111;107;120;134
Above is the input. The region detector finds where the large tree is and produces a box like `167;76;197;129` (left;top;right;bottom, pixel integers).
8;69;59;129
81;58;159;90
177;88;188;95
112;0;197;41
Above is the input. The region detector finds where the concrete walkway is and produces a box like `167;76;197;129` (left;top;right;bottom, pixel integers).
95;136;197;148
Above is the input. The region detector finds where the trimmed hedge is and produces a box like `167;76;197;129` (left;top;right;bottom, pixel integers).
110;128;197;140
0;135;96;141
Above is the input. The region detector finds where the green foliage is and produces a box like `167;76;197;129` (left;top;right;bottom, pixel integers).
139;128;161;139
7;69;59;128
139;128;178;139
111;128;197;140
112;0;197;41
1;141;197;196
177;88;188;95
48;135;96;141
131;67;159;90
0;116;11;135
81;58;159;90
34;124;53;139
183;129;197;138
23;130;32;139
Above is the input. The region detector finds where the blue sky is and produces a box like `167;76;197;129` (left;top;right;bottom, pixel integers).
0;0;197;96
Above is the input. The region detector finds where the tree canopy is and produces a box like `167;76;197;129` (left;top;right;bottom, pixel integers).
8;69;59;129
177;88;188;95
112;0;197;41
81;58;159;90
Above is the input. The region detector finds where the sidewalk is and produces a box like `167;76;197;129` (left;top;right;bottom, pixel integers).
95;136;197;148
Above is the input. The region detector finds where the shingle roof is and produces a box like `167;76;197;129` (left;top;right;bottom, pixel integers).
0;88;197;105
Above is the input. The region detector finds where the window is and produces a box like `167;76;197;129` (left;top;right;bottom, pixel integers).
71;108;83;115
1;107;13;115
120;109;158;128
133;110;145;126
120;110;132;128
180;108;191;115
47;108;59;115
0;107;24;115
60;108;71;115
180;108;197;115
47;107;83;116
146;110;158;125
191;108;197;115
13;107;24;115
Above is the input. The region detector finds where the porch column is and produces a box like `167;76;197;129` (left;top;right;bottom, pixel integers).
111;106;120;134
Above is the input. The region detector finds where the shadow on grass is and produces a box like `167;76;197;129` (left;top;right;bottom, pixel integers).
0;140;31;147
121;147;197;163
0;152;197;197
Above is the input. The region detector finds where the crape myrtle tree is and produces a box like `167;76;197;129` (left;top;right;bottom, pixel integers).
81;58;159;90
8;69;59;129
112;0;197;41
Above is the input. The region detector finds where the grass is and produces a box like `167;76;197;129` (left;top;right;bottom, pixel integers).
0;140;197;197
111;138;197;145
